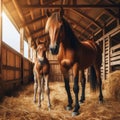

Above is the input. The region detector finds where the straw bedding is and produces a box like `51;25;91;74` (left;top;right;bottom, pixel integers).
104;70;120;101
0;76;120;120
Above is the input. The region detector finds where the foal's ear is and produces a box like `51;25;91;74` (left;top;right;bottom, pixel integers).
45;9;51;17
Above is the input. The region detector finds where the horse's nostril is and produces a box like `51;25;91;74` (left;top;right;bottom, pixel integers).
49;46;59;55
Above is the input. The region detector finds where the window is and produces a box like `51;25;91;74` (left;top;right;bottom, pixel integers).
2;12;20;52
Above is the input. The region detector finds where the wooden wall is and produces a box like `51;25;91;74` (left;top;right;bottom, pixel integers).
1;42;33;94
47;52;74;82
97;25;120;80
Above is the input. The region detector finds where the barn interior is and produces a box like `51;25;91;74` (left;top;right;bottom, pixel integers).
0;0;120;120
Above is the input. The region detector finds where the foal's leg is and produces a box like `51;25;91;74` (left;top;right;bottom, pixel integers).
38;75;42;107
72;63;80;116
94;65;103;103
41;77;44;101
33;72;38;103
61;67;73;110
79;70;86;103
44;74;51;110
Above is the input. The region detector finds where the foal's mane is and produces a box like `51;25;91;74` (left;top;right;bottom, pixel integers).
62;18;80;48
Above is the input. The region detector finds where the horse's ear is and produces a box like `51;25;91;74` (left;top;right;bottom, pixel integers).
60;7;64;18
36;39;39;46
45;9;51;17
58;7;64;22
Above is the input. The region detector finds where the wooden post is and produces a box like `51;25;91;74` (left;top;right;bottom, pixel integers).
20;28;24;56
20;28;24;84
103;28;105;80
28;37;31;60
0;0;3;98
0;0;2;76
108;35;110;74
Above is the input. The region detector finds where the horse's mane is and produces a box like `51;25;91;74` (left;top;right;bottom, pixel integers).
62;18;79;48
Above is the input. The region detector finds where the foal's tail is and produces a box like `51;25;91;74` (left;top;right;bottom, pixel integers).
89;66;98;91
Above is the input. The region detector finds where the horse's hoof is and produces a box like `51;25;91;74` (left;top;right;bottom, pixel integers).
79;100;84;104
48;107;51;111
38;104;41;108
66;105;72;111
33;100;36;103
72;111;79;117
99;100;104;104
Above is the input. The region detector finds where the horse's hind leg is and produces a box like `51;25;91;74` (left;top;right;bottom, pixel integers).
33;72;38;103
94;65;103;103
44;75;51;110
79;70;86;103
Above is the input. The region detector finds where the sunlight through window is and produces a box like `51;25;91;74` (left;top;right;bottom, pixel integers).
2;11;20;52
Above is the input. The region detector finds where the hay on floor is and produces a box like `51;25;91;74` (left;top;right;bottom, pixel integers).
104;70;120;101
0;80;120;120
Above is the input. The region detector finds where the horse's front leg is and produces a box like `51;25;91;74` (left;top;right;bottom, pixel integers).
44;74;51;110
79;70;86;103
33;72;38;103
72;63;80;116
61;67;73;110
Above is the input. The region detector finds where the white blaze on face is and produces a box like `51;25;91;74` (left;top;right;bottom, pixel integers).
45;13;62;49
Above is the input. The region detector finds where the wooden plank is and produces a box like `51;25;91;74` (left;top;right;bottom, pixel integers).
111;56;120;61
110;51;120;57
111;44;120;51
111;61;120;65
21;4;120;9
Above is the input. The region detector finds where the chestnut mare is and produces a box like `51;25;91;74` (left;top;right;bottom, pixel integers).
33;42;51;110
45;9;103;116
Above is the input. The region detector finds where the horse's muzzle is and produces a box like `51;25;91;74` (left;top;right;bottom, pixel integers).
49;45;59;55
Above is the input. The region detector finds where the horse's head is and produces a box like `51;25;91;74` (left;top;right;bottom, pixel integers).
36;41;47;61
45;8;64;55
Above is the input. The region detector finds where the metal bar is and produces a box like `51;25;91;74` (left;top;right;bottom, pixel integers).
21;4;120;9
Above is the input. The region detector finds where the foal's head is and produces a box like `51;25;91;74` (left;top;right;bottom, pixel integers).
45;9;64;55
37;43;47;61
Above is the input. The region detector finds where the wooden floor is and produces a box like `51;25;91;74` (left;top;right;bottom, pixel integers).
0;81;120;120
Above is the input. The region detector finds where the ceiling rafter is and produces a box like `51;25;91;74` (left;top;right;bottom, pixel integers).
71;9;103;29
74;28;88;40
23;15;46;27
65;15;92;35
30;27;45;36
21;4;120;9
12;0;32;42
33;33;48;41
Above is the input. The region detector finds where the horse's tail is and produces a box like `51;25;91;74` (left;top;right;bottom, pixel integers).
89;66;98;91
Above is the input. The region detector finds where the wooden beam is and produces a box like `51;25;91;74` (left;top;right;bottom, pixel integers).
30;27;45;36
71;9;103;29
23;9;58;28
105;8;119;18
0;0;2;75
20;28;24;55
12;0;30;37
23;15;46;27
21;4;120;9
33;33;48;41
65;15;92;35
